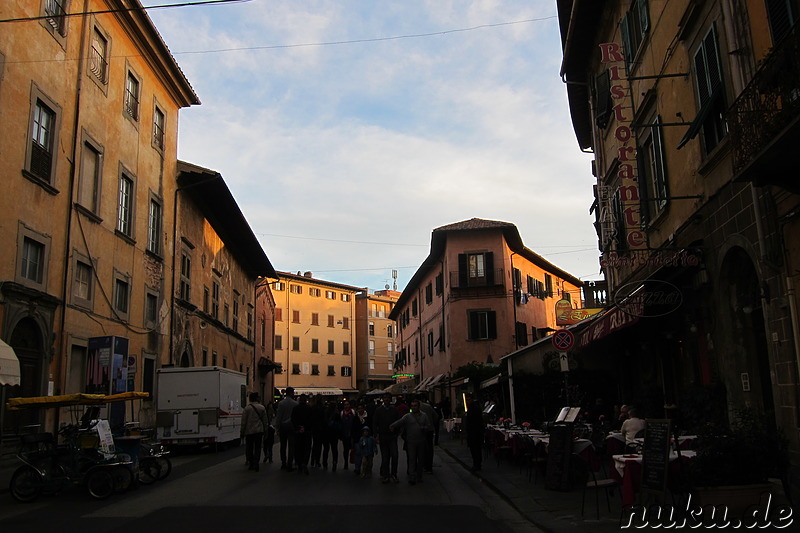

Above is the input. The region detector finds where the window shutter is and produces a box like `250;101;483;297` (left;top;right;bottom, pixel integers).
469;311;479;340
458;254;468;287
638;0;650;34
637;137;651;228
620;15;632;69
487;311;497;339
485;252;495;285
766;0;796;43
594;69;612;129
653;116;668;208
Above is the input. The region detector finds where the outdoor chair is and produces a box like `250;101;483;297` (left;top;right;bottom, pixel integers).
522;436;547;483
572;452;619;520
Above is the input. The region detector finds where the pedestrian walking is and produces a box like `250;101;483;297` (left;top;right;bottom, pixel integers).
275;387;298;471
241;392;269;472
417;394;439;473
322;401;341;471
310;394;326;468
357;426;378;478
373;392;400;483
351;401;370;475
262;398;276;463
390;399;430;485
340;400;356;470
292;394;313;474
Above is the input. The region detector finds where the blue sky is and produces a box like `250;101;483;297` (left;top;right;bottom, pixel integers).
141;0;598;292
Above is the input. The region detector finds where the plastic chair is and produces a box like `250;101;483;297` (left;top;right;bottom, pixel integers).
572;452;619;520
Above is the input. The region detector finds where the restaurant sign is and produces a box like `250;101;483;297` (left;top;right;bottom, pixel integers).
555;298;604;326
613;279;683;318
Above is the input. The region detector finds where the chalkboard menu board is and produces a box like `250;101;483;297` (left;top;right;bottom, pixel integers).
641;419;671;496
545;422;573;491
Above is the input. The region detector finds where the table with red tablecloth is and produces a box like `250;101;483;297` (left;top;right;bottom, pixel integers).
611;451;697;506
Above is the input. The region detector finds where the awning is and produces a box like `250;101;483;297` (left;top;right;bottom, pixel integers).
0;339;21;386
578;305;640;348
479;374;501;389
417;373;445;391
383;381;414;395
287;388;343;396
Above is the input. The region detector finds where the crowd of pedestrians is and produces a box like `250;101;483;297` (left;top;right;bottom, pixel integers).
242;387;442;485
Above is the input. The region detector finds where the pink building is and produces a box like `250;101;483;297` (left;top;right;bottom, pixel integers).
389;219;584;401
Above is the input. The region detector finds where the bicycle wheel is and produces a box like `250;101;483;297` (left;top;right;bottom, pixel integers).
10;466;43;503
156;457;172;480
112;465;133;492
138;458;160;485
85;468;114;499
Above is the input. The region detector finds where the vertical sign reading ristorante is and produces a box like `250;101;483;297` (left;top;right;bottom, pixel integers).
599;42;645;250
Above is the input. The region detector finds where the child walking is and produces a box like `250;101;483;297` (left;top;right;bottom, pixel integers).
358;426;377;478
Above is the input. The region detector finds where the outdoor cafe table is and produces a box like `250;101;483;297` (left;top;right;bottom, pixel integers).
611;450;697;506
606;432;698;455
488;426;597;467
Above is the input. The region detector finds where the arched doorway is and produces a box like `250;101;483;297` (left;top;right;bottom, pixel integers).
179;341;194;368
718;247;774;422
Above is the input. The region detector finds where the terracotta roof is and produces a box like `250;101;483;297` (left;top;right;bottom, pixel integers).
433;218;516;233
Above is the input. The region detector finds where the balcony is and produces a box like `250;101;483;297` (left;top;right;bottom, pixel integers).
728;25;800;193
449;268;505;299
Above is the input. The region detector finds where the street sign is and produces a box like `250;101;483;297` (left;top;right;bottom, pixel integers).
552;329;575;351
559;352;569;372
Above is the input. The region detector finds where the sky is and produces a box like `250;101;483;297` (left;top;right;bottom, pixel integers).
140;0;599;293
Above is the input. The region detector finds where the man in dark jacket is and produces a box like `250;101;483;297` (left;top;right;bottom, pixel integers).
275;387;298;471
373;392;400;483
291;394;313;474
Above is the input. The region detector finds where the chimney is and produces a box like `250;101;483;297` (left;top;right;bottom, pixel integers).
303;271;313;278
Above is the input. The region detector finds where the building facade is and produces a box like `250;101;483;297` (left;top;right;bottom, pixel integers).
0;0;198;432
389;219;584;403
557;0;800;463
355;290;400;393
170;162;277;415
271;272;361;397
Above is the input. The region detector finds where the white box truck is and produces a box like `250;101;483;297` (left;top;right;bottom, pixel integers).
156;366;246;448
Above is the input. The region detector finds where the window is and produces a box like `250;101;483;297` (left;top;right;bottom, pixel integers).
21;236;46;285
369;359;375;370
327;315;335;327
124;71;140;121
343;341;350;355
89;26;109;84
312;364;320;375
147;197;162;255
435;272;443;295
233;300;239;332
467;310;497;340
113;272;131;319
179;252;191;301
767;0;800;43
211;280;220;319
341;293;351;302
152;106;165;150
427;331;434;356
515;321;528;347
212;351;218;366
620;0;650;71
224;304;229;327
327;340;335;354
341;317;350;329
143;355;156;401
425;283;433;304
457;252;495;287
638;116;669;225
77;138;102;214
290;284;302;294
341;366;352;377
309;288;321;297
311;339;319;353
260;318;265;347
26;94;59;184
369;340;375;356
387;324;393;337
203;286;209;313
412;299;418;317
202;348;208;366
325;290;336;299
275;308;283;321
679;24;727;153
369;322;375;336
247;309;253;341
43;0;68;38
116;172;134;237
274;335;283;350
327;365;335;376
273;281;285;291
292;310;300;323
292;337;300;351
388;342;393;355
66;343;86;394
73;257;93;306
388;360;393;370
311;312;319;326
545;274;554;298
292;364;301;375
144;290;159;329
439;324;446;352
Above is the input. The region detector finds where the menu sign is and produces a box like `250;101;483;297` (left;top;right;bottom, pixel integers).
641;419;671;497
545;422;573;491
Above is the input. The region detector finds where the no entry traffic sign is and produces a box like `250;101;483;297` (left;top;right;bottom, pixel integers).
552;329;574;351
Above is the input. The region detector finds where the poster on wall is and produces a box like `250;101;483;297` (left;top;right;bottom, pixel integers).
87;336;129;428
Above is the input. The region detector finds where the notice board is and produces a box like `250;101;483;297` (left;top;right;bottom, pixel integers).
641;419;671;497
544;422;573;491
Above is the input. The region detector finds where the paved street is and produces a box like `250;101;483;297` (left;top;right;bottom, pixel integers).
0;444;542;533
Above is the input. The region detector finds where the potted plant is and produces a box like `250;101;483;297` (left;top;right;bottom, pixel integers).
689;407;788;514
521;421;531;432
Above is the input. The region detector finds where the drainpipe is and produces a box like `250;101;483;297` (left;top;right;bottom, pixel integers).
509;252;518;424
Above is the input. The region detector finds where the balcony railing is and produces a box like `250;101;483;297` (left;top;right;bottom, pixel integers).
728;24;800;187
448;269;504;289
